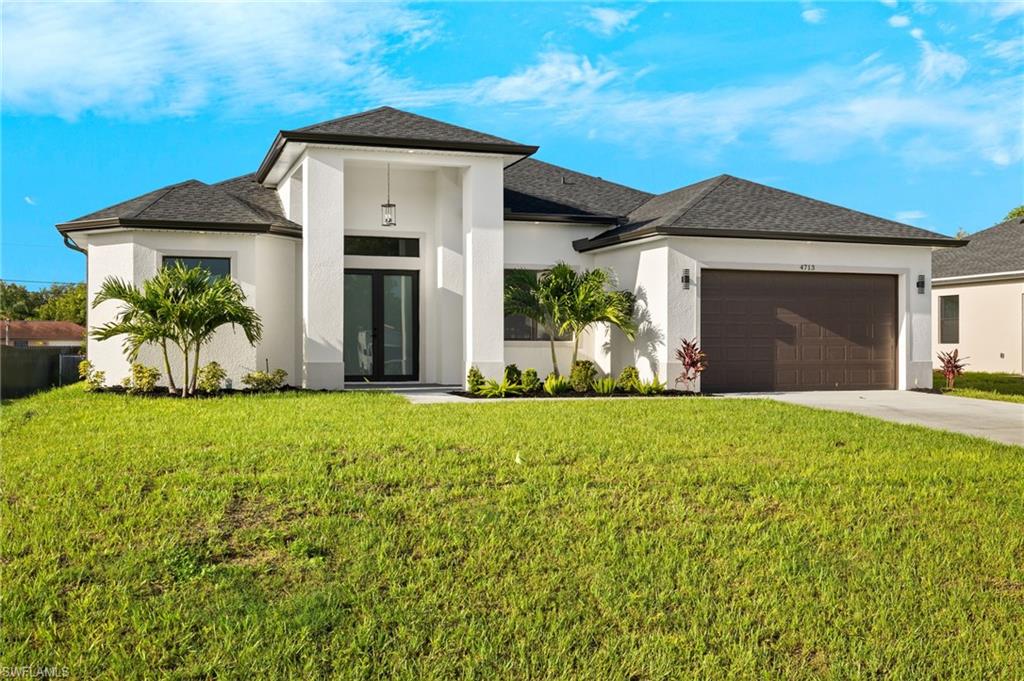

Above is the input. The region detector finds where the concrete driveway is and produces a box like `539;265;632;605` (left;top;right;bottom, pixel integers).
746;390;1024;447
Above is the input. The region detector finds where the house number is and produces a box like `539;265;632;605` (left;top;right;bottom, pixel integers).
800;264;815;271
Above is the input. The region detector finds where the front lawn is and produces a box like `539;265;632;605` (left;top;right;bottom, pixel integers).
933;370;1024;404
2;387;1022;678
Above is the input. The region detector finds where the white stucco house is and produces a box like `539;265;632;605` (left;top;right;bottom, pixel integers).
58;106;964;392
932;217;1023;374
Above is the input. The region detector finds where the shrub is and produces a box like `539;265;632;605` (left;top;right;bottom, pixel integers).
78;360;106;392
475;378;523;398
242;368;287;392
936;349;968;390
504;363;522;385
543;373;572;396
521;368;542;394
466;365;485;393
122;363;161;395
569;360;598;393
616;365;640;393
674;337;708;392
636;377;666;395
196;362;227;394
593;376;617;395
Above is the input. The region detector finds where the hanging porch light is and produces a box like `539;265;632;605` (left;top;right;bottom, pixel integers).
381;163;397;227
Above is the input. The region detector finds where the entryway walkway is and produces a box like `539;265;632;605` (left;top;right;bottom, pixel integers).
744;390;1024;447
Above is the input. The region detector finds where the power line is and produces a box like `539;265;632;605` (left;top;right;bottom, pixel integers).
1;279;82;286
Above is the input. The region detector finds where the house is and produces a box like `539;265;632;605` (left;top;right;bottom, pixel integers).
1;320;85;350
932;217;1023;374
57;106;963;392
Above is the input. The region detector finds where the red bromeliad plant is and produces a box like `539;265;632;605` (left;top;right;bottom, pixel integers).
674;337;707;392
936;349;968;390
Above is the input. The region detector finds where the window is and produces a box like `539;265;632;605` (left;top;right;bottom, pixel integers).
939;295;959;344
345;236;419;257
162;256;231;279
503;269;571;341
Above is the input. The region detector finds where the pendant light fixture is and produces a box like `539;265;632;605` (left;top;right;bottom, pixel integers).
381;163;397;227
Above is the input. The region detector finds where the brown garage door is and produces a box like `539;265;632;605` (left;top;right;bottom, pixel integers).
700;270;896;392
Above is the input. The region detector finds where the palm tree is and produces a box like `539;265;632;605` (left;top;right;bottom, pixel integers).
554;266;636;368
92;263;262;396
504;263;636;376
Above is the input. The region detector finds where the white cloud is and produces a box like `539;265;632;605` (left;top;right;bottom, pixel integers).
879;0;898;7
23;196;36;206
889;15;911;27
0;2;438;120
918;41;969;85
583;7;643;36
802;8;827;24
991;3;1024;21
895;210;927;221
984;36;1024;64
910;28;924;40
912;2;935;16
474;52;620;104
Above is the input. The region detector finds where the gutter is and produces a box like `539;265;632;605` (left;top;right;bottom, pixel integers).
932;270;1024;286
505;212;620;225
573;225;969;253
56;217;302;239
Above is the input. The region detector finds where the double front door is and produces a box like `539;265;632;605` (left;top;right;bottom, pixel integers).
344;270;418;382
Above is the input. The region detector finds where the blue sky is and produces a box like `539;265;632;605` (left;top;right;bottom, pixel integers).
2;1;1022;288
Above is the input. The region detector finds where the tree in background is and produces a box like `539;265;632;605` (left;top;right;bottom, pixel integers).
1004;205;1024;221
36;283;87;326
0;281;87;324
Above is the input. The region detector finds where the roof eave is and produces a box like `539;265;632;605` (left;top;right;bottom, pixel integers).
932;269;1024;285
56;217;301;239
574;226;968;253
505;212;621;225
256;130;539;184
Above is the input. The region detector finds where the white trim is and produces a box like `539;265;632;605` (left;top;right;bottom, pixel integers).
932;270;1024;285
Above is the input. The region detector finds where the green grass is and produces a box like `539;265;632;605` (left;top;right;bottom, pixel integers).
2;386;1022;679
933;370;1024;404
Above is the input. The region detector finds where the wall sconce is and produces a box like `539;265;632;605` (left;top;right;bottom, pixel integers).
682;268;691;290
916;274;925;294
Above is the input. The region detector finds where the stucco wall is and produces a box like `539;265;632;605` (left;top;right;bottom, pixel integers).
594;236;935;389
932;279;1024;374
85;230;298;388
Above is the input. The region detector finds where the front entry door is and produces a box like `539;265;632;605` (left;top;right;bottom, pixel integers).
344;270;419;382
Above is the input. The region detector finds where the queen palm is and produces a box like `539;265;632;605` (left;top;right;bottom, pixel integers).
92;263;262;396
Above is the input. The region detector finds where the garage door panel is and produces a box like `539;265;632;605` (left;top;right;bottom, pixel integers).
701;270;897;392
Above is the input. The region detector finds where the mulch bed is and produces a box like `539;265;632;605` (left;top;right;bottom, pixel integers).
90;386;303;399
450;390;715;399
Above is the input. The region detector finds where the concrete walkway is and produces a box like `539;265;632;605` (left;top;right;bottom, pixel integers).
744;390;1024;447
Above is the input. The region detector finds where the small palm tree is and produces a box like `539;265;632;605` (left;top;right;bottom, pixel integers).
505;263;636;376
553;265;636;368
92;263;262;396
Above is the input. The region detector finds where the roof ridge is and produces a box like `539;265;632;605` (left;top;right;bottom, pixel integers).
668;174;731;224
131;179;203;219
527;158;653;199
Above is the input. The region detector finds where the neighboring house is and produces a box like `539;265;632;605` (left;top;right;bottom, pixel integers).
932;217;1024;374
1;320;85;350
57;106;963;392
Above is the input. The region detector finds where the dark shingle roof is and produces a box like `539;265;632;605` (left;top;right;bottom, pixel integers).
257;107;539;182
576;174;960;250
504;158;652;219
298;106;524;147
59;175;299;236
933;217;1024;278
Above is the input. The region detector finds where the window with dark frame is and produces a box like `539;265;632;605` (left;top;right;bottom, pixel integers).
162;256;231;279
939;295;959;344
345;236;419;257
503;269;571;342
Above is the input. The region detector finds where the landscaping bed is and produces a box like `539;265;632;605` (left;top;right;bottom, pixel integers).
451;388;713;399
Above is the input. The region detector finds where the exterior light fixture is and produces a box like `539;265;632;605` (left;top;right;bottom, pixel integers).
381;164;397;227
682;268;691;290
916;274;925;294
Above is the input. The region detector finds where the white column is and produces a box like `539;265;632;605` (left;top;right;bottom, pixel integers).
461;160;505;383
301;151;345;389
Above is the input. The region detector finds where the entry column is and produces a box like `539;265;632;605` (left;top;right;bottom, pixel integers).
301;151;346;389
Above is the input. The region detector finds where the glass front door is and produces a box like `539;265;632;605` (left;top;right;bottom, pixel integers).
344;270;418;381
